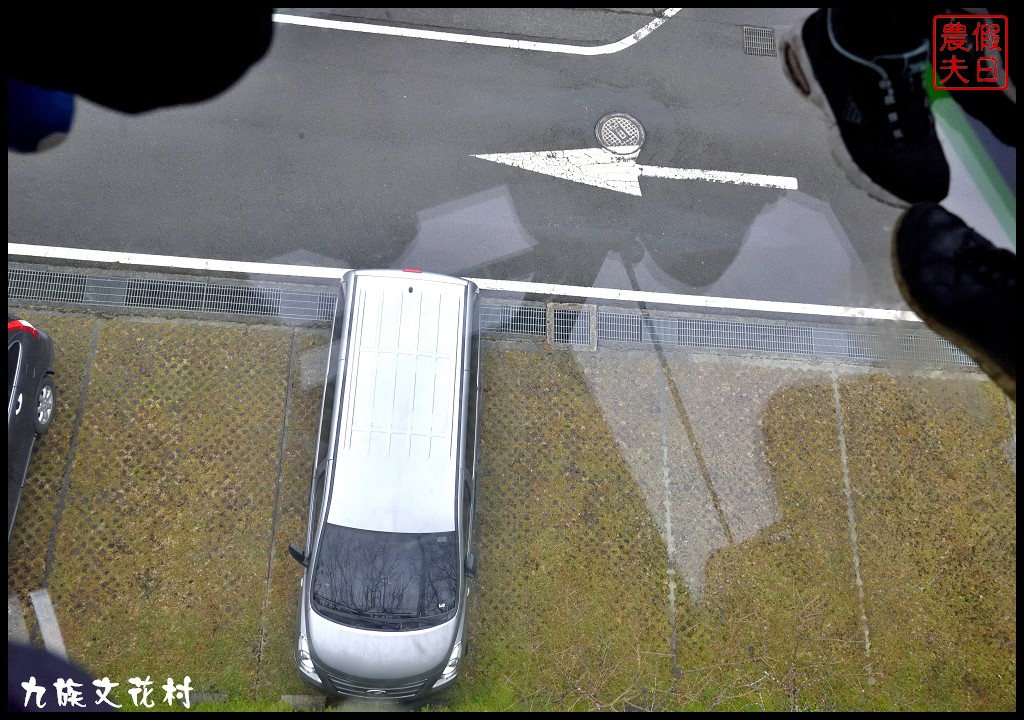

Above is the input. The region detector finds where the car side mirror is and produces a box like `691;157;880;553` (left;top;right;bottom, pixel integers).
289;543;307;567
465;551;477;578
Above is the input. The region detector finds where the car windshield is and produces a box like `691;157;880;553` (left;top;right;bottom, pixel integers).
311;524;458;628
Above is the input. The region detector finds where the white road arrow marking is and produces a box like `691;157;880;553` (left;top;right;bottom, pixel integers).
473;148;798;196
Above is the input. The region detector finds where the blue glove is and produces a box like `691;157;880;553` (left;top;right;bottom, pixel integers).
8;76;74;153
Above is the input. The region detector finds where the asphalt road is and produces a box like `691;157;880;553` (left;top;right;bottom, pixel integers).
8;8;1008;310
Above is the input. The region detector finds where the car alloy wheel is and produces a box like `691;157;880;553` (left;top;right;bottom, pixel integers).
34;377;55;434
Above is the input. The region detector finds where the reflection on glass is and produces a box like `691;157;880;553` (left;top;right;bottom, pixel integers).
312;525;458;629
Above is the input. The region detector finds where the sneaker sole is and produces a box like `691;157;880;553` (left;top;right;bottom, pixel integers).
891;215;1017;402
779;24;911;210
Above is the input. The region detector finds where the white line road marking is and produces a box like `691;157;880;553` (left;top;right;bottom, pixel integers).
29;589;68;660
472;278;919;321
272;9;682;55
474;148;799;196
9;243;350;280
9;243;921;322
831;372;875;683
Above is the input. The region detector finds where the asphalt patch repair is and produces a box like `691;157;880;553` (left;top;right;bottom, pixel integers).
7;307;1016;711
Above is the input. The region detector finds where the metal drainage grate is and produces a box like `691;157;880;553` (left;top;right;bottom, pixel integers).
592;310;975;368
597;312;642;344
315;291;338;322
595;113;645;155
126;278;206;311
743;25;777;56
7;267;977;369
124;278;286;317
7;266;336;322
9;268;87;304
548;303;597;351
481;303;547;337
678;318;814;354
476;302;972;369
200;284;282;317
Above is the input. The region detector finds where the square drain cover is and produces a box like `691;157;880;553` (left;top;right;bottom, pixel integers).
743;25;777;56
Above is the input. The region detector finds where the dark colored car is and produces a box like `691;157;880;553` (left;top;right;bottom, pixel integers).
8;315;56;543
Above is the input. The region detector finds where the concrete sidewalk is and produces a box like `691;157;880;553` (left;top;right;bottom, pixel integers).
7;305;1015;711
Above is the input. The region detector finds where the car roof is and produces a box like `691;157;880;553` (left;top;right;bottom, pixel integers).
326;271;468;535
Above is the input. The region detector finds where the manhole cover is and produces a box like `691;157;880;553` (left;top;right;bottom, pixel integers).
596;113;644;155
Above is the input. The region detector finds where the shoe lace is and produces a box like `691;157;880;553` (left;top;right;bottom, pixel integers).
954;238;1018;290
876;57;931;140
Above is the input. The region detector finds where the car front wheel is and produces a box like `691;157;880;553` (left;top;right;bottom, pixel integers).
34;376;55;435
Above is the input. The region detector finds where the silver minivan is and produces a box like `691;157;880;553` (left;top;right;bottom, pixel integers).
289;268;481;702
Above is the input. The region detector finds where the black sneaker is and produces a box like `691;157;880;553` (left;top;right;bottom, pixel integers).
893;203;1016;401
781;9;950;207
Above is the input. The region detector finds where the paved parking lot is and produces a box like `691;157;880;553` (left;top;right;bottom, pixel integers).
7;298;1016;711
